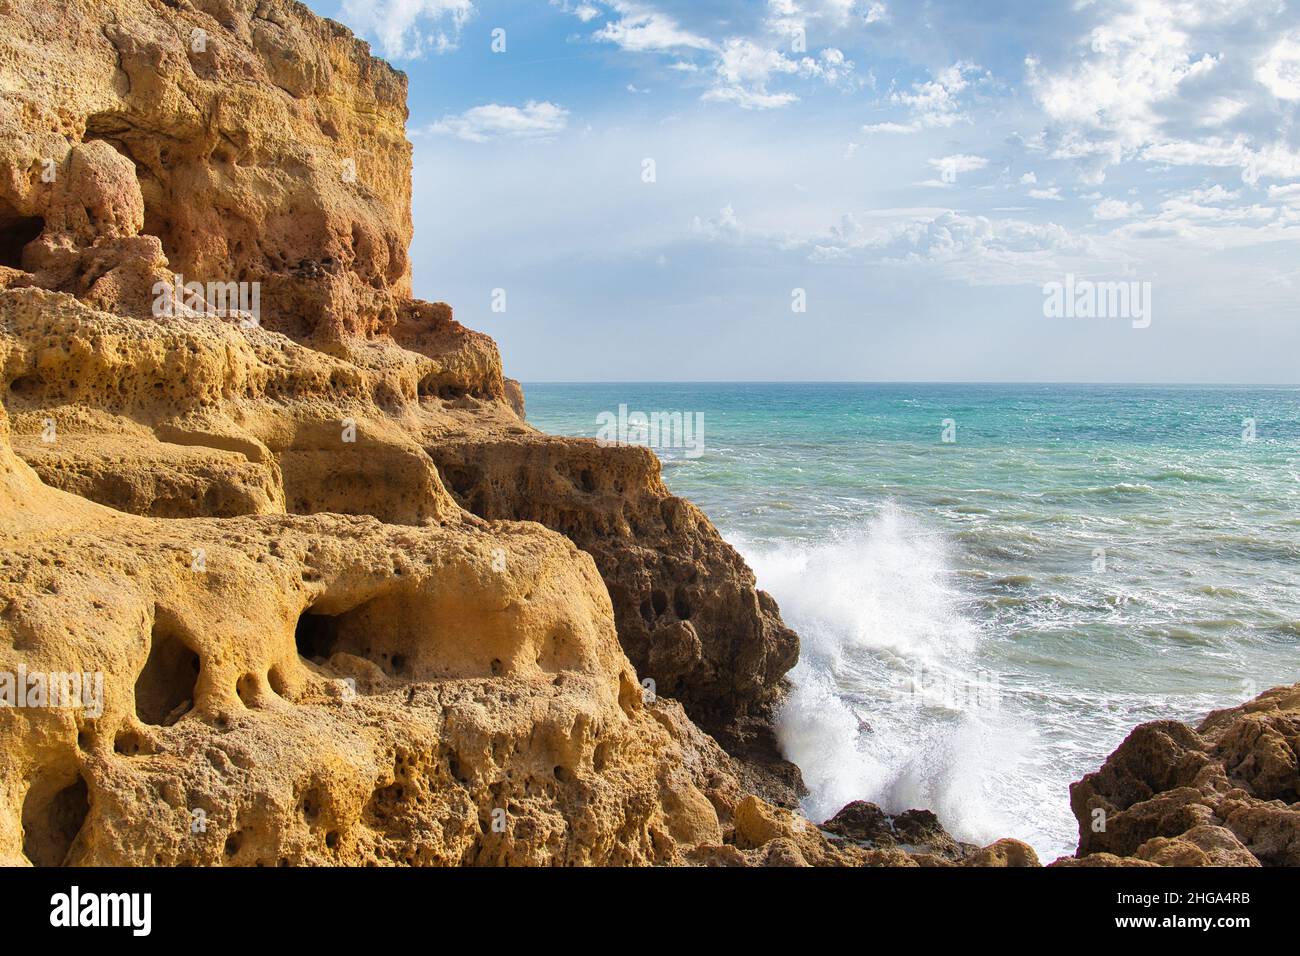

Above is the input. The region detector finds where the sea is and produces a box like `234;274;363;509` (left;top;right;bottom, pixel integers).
524;382;1300;861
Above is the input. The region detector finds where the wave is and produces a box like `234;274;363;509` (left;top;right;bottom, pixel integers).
1147;469;1227;484
733;503;1022;846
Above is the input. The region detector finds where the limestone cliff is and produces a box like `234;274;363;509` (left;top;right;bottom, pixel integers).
0;0;800;808
0;0;838;867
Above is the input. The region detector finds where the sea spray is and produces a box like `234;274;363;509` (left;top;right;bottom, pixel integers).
736;503;1021;845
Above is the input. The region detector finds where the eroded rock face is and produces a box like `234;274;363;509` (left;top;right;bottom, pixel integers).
0;0;804;810
1;0;413;344
0;398;727;865
0;0;820;867
1061;685;1300;867
423;434;802;803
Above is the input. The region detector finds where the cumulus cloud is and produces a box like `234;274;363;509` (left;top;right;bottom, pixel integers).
1026;0;1300;185
426;101;570;142
340;0;474;60
1141;137;1300;185
864;61;984;133
1256;32;1300;101
1268;182;1300;203
701;40;857;108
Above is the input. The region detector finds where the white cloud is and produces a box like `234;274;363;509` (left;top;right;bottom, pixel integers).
427;101;570;142
593;2;715;52
1029;187;1064;201
1256;33;1300;100
931;154;988;174
1020;172;1038;185
1268;182;1300;203
690;203;745;241
864;61;984;133
703;38;802;108
862;120;922;134
920;154;988;186
1026;1;1300;185
340;0;474;60
1198;96;1247;127
688;199;1100;286
1093;198;1144;219
1156;197;1274;222
1180;184;1241;204
1141;137;1300;185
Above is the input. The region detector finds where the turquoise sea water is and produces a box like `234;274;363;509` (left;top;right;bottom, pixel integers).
524;383;1300;860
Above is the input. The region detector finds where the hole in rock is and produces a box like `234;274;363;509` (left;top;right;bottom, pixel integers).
301;790;322;823
673;589;693;621
416;373;440;398
295;609;343;662
650;590;668;617
114;730;147;757
267;665;290;698
434;462;488;516
235;674;258;708
8;374;40;397
294;599;421;678
135;618;200;726
0;213;43;269
21;773;89;866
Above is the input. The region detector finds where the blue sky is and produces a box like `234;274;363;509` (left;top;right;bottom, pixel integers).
304;0;1300;383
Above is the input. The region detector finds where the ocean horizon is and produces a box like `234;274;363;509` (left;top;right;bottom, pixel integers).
526;381;1300;860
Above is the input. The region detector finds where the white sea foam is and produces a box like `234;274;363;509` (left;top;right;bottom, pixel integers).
733;503;1027;848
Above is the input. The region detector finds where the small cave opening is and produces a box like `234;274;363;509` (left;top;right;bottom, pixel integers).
433;462;488;518
21;773;89;867
416;373;439;399
135;618;200;726
295;609;344;662
295;599;408;677
0;213;43;270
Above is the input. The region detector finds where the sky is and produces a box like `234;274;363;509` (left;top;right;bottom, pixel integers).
302;0;1300;383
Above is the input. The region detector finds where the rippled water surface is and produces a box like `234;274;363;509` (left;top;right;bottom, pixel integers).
524;383;1300;860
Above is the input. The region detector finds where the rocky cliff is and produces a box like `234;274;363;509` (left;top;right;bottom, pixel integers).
0;0;884;867
0;0;1286;869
